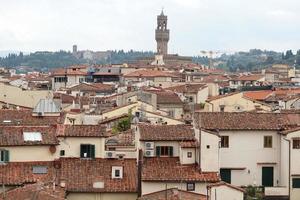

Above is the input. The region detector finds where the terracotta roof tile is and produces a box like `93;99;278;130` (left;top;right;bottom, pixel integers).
142;157;219;182
194;112;300;131
124;69;178;78
0;110;64;126
206;92;239;102
0;161;56;185
51;69;87;76
179;140;199;148
0;183;65;200
60;158;137;192
165;84;207;94
147;90;183;104
243;90;273;101
68;83;114;92
0;126;59;146
138;124;195;141
106;129;135;147
231;75;264;81
57;125;107;137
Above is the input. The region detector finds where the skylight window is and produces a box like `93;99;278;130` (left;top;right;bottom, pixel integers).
32;166;47;174
23;132;42;141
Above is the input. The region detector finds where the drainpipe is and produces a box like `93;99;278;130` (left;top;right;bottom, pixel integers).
283;137;291;199
137;149;143;197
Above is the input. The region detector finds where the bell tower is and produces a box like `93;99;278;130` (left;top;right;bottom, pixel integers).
155;10;169;55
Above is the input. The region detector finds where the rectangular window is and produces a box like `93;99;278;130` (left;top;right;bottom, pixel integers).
80;144;95;159
187;182;195;191
221;136;229;148
156;146;173;157
115;169;120;177
0;150;9;163
54;77;68;83
60;150;65;156
187;152;192;158
293;178;300;188
23;132;42;141
32;166;47;174
264;136;273;148
293;139;300;149
112;166;123;179
220;169;231;184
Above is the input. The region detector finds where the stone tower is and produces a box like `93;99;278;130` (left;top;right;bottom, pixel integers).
155;10;169;55
72;45;77;54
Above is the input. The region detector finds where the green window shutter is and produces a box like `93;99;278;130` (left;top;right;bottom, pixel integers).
80;145;85;158
91;145;95;159
156;146;160;157
169;147;173;156
0;151;3;162
4;150;9;162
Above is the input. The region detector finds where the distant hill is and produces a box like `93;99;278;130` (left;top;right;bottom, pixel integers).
0;50;154;71
0;49;299;72
194;49;300;72
0;50;30;58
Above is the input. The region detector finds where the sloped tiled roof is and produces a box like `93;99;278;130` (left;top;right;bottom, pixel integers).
142;157;219;182
206;92;239;102
68;83;114;92
243;90;273;101
138;188;207;200
0;110;64;126
0;126;59;146
165;84;207;94
0;161;55;185
124;69;177;78
60;158;137;192
51;69;87;76
194;112;300;131
0;183;65;200
57;125;107;137
231;74;264;81
106;129;135;147
148;90;183;104
138;124;195;141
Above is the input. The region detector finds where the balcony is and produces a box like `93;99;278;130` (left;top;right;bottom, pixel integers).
264;186;289;199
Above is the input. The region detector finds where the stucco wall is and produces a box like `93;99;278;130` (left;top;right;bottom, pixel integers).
58;137;105;158
201;130;219;172
66;192;137;200
141;141;180;157
5;146;57;162
205;92;271;112
102;103;138;119
197;86;209;104
142;182;207;195
209;185;244;200
0;82;51;108
179;147;196;164
219;130;280;186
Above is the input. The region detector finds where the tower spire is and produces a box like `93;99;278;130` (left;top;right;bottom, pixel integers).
161;7;164;15
155;9;169;55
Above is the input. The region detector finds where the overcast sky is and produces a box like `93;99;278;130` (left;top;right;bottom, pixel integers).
0;0;299;56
